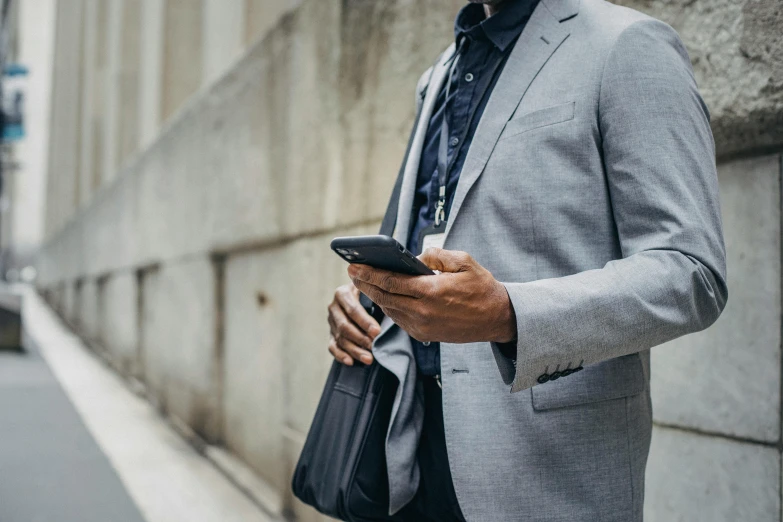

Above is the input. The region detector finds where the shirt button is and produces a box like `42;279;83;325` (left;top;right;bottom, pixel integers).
423;341;431;346
449;136;460;147
465;72;474;82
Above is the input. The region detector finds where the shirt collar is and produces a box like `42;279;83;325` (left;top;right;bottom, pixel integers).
454;0;540;52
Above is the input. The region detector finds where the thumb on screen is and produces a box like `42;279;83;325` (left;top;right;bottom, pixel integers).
418;248;473;273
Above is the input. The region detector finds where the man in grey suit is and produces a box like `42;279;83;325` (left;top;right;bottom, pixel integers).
327;0;727;520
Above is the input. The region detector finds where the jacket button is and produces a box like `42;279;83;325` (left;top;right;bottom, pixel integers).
550;371;561;381
537;373;550;384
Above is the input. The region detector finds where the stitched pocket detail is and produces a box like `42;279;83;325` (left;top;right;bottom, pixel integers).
500;101;575;141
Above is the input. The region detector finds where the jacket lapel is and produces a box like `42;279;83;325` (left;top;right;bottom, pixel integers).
443;0;578;238
392;43;456;244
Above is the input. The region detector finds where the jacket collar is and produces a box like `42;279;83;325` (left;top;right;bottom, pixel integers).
454;0;540;52
394;0;581;244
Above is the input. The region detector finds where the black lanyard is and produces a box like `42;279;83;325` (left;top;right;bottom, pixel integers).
434;39;506;227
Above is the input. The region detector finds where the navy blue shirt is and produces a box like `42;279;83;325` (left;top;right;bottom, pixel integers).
407;0;539;376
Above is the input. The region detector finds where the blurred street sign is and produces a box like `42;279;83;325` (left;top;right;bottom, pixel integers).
2;63;28;142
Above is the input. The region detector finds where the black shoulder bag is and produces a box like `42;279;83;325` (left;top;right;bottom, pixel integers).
291;88;428;522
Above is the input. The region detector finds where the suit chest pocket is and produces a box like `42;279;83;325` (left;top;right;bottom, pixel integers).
499;101;575;141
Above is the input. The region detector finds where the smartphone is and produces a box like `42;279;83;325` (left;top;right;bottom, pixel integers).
331;235;435;276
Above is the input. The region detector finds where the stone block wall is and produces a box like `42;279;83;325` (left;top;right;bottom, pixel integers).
645;154;782;521
37;0;783;520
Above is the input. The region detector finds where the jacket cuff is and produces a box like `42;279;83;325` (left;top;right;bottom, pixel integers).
490;340;517;387
492;282;544;393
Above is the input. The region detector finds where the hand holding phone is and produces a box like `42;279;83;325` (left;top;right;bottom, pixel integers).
331;235;435;276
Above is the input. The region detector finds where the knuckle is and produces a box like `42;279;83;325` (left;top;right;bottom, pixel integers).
346;300;362;316
380;274;396;292
370;290;384;306
456;251;472;265
423;278;439;297
336;285;352;302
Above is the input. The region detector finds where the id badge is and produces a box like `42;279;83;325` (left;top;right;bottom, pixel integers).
417;223;447;253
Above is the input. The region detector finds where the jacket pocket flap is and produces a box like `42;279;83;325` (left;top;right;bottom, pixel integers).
500;101;575;140
531;353;646;411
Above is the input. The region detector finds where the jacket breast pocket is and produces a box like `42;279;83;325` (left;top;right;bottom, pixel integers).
531;353;646;411
499;101;575;141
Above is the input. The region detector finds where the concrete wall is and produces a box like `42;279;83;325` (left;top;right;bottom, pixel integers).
38;0;783;520
4;0;57;272
645;154;782;521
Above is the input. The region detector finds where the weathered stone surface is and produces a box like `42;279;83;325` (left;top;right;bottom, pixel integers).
117;0;141;168
651;154;781;442
78;0;98;208
244;0;303;46
99;272;139;377
282;225;379;436
39;0;783;279
44;0;83;236
202;0;244;87
222;224;377;495
62;280;78;326
645;426;779;521
37;0;462;282
78;279;101;346
223;248;286;493
138;0;164;149
161;0;202;121
35;0;783;517
139;259;220;441
614;0;783;158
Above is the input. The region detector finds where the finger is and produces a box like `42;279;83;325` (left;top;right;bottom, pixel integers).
379;308;433;344
351;280;386;307
328;337;353;366
352;279;417;311
336;335;374;365
336;287;381;338
347;264;426;298
329;301;374;349
418;248;474;273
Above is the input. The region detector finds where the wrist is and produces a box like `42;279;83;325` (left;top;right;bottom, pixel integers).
489;281;517;343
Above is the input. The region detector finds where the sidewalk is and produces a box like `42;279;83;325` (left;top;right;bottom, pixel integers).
0;320;146;521
0;287;274;522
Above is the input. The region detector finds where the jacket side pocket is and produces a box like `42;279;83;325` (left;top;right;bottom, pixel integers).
531;352;646;411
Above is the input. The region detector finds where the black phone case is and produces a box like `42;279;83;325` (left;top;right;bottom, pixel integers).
331;235;434;276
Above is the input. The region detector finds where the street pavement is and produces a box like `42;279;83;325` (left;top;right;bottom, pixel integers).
0;288;274;522
0;336;146;522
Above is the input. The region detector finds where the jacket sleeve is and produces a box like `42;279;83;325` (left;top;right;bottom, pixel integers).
494;19;728;393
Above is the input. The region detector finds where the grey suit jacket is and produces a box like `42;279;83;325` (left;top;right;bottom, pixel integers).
371;0;728;520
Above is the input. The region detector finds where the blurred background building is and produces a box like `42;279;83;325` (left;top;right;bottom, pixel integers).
5;0;780;520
